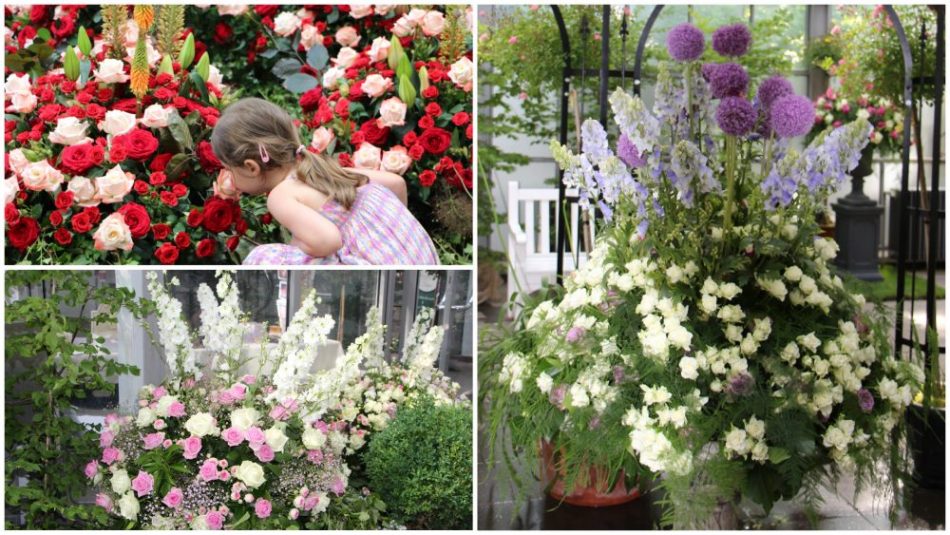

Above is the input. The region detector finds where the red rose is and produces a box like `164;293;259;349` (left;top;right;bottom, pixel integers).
408;144;425;160
149;172;167;186
403;131;418;146
112;99;138;113
133;180;149;195
418;115;435;130
235;218;248;235
195;238;216;258
300;87;323;112
172;183;188;197
54;191;74;210
186;209;203;228
38;104;63;122
50;16;75;39
152;223;172;240
5;203;20;225
425;102;443;117
196;141;222;173
49;211;63;226
29;6;48;25
359;120;391;146
466;124;473;139
150;153;174;173
422;86;439;99
85;103;107;121
226;236;240;251
60;143;104;175
452;112;471;126
160;191;179;207
114;129;159;161
154;87;176;101
117;203;151;238
254;5;279;17
83;206;101;224
213;22;233;44
201;197;234;233
174;231;191;249
76;92;93;105
154;243;180;265
53;227;73;246
61;80;77;94
96;87;115;102
316;103;334;124
338;153;354;167
260;213;273;225
334;98;350;119
7;216;39;251
350;131;366;146
418;170;437;188
418;128;452;155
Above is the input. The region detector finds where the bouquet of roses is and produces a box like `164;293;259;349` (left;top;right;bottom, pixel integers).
4;5;278;264
86;271;466;529
481;22;922;528
808;86;905;156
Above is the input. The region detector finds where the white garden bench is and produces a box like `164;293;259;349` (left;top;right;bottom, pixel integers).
506;181;597;309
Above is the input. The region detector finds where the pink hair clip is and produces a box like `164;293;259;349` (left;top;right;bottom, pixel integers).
296;145;306;157
258;144;270;163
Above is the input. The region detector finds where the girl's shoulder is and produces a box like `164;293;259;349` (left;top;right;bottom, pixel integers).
269;177;329;210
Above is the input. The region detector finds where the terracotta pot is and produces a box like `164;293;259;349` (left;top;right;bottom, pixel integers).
539;440;641;507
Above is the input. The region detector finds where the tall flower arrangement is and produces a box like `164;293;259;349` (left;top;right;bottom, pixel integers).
481;22;922;527
87;271;467;529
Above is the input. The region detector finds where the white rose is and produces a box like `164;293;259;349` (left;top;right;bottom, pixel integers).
724;428;751;456
92;213;134;251
117;492;139;520
21;160;64;192
334;26;361;47
207;65;224;92
230;407;260;432
679;356;699;380
139;104;172;129
406;8;426;25
217;5;249;16
377;96;407;128
48;117;92;146
420;11;445;36
380;147;412;175
94;58;130;84
264;427;289;453
4;73;31;95
7;92;38;114
8;149;30;176
536;372;553;394
349;5;373;18
111;469;131;494
95;165;134;203
67;177;99;207
310;127;334;153
184;412;218;438
273;12;302;37
136;407;156;428
700;293;718;314
717;282;742;300
751;441;769;463
301;427;327;450
155;395;178;418
745;417;766;440
98;110;137;137
368;36;391;62
4;177;19;204
448;57;474;91
361;74;392;98
353;143;381;170
234;461;266;489
569;384;589;408
665;264;684;284
332;47;359;68
300;24;322;50
392;15;415;37
322;66;346;89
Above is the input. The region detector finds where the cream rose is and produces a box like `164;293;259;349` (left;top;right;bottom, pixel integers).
207;65;224;92
335;26;361;47
406;8;427;25
48;116;92;146
4;73;31;95
448;57;474;92
392;16;415;38
264;427;289;453
310;127;335;153
375;5;396;16
136;407;156;428
21;160;64;192
93;213;134;252
377;97;407;127
121;19;138;48
155;395;179;418
322;66;346;89
4;177;19;204
217;5;249;16
117;493;139;521
213;169;240;200
353;143;382;170
140;104;172;129
98;110;137;137
300;24;322;50
301;427;327;450
381;147;412;175
67;176;99;207
349;5;373;18
421;11;445;36
368;36;391;62
96;165;134;203
8;149;30;176
361;74;392;98
111;469;131;494
273;12;302;37
332;47;359;68
234;461;266;489
94;58;130;84
229;407;260;432
184;412;218;437
6;92;38;114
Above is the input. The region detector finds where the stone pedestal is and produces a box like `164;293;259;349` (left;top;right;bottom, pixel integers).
833;146;883;281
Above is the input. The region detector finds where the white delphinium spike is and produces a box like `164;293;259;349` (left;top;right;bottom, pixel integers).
146;272;200;380
269;290;334;401
401;308;434;365
345;307;387;370
196;271;246;381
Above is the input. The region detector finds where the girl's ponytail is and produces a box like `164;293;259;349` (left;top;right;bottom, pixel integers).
295;150;366;210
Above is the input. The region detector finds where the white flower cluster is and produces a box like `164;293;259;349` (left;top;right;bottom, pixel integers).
499;352;529;393
567;361;618;412
636;288;693;364
697;277;741;316
822;418;869;467
621;385;704;475
723;416;769;463
401;307;434;362
146;272;200;380
196;271;245;376
271;291;334;402
403;309;445;380
690;346;748;394
345;307;387;369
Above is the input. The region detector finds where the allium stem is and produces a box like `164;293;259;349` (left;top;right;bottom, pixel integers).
685;63;693;140
722;135;738;236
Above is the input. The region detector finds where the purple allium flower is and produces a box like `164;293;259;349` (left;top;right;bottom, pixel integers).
716;96;756;136
712;23;752;57
770;94;814;138
701;62;719;81
756;75;794;109
709;62;749;99
725;372;755;396
858;388;875;413
666;23;705;62
618;134;646;168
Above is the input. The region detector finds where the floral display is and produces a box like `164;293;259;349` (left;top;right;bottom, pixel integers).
808;86;905;156
85;271;467;529
481;21;923;528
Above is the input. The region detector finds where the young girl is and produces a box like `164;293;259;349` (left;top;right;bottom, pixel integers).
210;98;439;265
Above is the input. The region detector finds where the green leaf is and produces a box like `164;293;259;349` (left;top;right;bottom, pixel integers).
158;54;174;76
36;28;52;42
397;75;417;107
259;48;279;59
195;52;211;81
272;58;303;79
165;153;191;180
306;44;329;71
77;26;92;57
63;46;80;81
768;447;791;465
165;109;193;151
282;73;319;94
178;33;195;70
189;71;209;102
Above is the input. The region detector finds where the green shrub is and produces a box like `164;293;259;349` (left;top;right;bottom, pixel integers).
365;399;472;529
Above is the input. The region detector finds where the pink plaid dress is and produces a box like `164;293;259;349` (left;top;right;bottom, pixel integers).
243;183;439;266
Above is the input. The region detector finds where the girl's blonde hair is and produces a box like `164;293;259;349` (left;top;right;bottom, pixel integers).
210;97;366;209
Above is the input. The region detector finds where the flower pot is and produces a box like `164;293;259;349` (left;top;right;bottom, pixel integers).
539;440;640;507
852;143;876;179
906;404;946;490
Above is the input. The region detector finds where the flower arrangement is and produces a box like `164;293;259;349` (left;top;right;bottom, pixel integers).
86;271;468;529
807;88;905;156
4;5;278;264
480;21;923;527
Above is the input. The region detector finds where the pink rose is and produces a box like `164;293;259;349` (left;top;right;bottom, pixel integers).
381;146;412;175
100;430;115;448
255;444;275;463
350;5;373;18
368;36;391;62
142;432;165;450
200;459;220;482
95;493;112;511
289;508;300;520
310;127;335;154
152;386;167;399
241;374;257;385
421;10;445;36
205;510;224;530
331;477;346;495
84;460;98;479
181;436;202;460
153;419;166;430
222;426;245;447
245;427;266;448
335;26;361;47
131;471;154;497
228;383;247;401
162;439;173;448
331;47;359;68
6;92;38;114
101;447;121;465
361;74;392;98
307;449;324;464
300;24;322;50
214;170;241;201
217;390;235;405
254;498;272;519
168;401;186;418
303;495;320;511
162;487;183;509
377;97;407;128
219;470;231;481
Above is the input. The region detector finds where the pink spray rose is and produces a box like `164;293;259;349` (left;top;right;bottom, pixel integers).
181;436;202;459
255;444;275;463
102;447;121;465
167;401;186;418
99;429;115;447
84;460;99;479
162;487;184;509
245;427;266;449
254;498;272;519
222;426;245;447
200;459;220;482
95;493;112;511
152;386;167;399
228;383;247;401
206;510;225;530
131;471;154;497
143;432;165;450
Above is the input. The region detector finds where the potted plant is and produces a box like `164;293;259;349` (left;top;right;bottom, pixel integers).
906;328;945;490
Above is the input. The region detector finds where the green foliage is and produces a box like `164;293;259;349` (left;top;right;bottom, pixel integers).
365;398;472;529
305;489;391;530
5;271;153;529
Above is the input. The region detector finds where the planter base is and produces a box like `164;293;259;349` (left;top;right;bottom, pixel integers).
540;441;641;508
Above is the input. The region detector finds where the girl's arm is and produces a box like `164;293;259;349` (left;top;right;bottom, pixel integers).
351;168;408;206
266;190;342;258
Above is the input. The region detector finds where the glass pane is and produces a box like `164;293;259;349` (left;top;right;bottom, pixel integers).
296;271;380;348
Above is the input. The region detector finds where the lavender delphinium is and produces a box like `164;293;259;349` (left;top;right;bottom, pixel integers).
708;62;749;99
666;23;705;62
712;23;752;57
770;94;815;138
716;96;756;136
618;134;646;168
